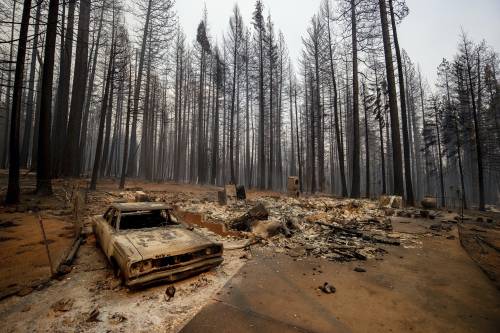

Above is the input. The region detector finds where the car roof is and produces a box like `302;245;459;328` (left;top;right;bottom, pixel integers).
110;202;172;212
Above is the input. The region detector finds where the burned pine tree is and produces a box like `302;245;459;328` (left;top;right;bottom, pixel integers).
5;0;32;204
253;0;266;189
195;19;211;184
63;0;91;177
378;0;404;198
36;0;61;195
227;6;243;185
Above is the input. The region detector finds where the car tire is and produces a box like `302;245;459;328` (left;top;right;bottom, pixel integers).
111;258;124;285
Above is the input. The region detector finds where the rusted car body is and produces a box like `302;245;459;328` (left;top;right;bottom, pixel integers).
92;202;223;287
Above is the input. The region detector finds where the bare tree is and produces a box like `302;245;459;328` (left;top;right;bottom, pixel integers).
5;0;32;203
378;0;404;197
36;0;60;195
63;0;91;176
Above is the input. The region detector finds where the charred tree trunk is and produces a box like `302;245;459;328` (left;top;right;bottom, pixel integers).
36;0;60;195
230;33;238;184
20;1;42;168
350;0;360;198
379;0;404;197
64;0;91;176
433;102;445;207
211;54;221;185
79;1;105;175
257;21;265;189
6;0;32;204
362;82;370;198
294;87;303;192
1;1;16;169
326;12;347;197
90;37;115;190
52;0;75;176
128;0;153;177
389;0;414;205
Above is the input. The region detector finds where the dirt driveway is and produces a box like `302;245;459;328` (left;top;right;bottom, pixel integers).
181;218;500;333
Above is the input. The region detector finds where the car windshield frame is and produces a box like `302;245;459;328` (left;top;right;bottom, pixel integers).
116;208;179;231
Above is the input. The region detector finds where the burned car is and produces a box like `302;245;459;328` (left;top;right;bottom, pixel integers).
92;202;223;287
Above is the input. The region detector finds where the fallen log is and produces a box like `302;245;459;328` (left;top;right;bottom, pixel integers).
363;235;400;246
56;235;83;276
229;203;269;231
315;221;364;237
330;248;367;260
62;235;83;266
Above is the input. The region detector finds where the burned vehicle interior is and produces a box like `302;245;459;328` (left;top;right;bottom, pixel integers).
103;206;179;231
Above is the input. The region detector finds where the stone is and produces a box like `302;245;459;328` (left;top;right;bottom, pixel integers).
320;282;336;294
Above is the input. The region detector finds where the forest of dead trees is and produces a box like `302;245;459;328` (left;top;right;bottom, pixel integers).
0;0;499;210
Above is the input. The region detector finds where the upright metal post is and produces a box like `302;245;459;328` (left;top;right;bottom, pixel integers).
38;214;54;276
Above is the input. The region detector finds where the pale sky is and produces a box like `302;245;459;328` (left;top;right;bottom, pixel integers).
174;0;500;86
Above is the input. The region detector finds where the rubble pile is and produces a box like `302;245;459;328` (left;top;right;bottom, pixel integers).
175;194;407;262
270;214;401;262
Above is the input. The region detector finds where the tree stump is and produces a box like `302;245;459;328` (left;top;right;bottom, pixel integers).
287;176;299;197
236;185;246;200
218;190;227;205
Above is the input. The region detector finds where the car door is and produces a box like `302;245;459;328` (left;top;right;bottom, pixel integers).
101;209;119;258
94;208;111;246
95;208;118;258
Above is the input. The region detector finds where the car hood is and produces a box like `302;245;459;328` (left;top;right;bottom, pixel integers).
114;227;216;261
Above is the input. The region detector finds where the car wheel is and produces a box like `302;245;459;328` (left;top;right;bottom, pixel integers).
115;268;127;286
111;259;124;285
115;267;122;279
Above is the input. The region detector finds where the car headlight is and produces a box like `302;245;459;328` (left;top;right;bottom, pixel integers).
131;260;153;273
141;259;153;272
130;262;140;273
205;247;212;255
